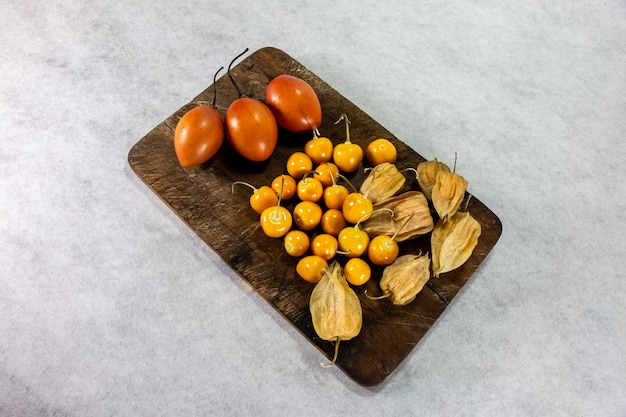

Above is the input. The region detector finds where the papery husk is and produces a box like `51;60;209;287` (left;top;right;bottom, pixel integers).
431;211;481;277
380;253;431;305
431;170;468;222
309;261;362;342
361;191;434;242
359;162;406;203
417;159;450;201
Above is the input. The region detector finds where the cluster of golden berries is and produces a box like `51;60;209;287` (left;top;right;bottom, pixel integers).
233;114;398;287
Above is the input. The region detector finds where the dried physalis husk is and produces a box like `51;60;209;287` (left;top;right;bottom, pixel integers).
379;253;431;305
361;191;434;242
309;260;362;367
431;211;481;277
359;162;406;203
417;159;450;201
431;170;468;222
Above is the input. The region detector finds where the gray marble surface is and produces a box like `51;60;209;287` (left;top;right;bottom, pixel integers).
2;1;625;416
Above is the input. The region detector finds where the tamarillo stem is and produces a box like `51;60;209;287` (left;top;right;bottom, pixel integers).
211;66;224;108
228;47;249;98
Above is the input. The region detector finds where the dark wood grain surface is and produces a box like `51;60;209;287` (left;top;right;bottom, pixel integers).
127;47;502;387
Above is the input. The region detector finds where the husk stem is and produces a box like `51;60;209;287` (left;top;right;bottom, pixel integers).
364;290;390;301
401;167;418;180
321;338;341;368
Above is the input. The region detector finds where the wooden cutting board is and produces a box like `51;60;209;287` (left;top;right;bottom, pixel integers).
127;46;502;387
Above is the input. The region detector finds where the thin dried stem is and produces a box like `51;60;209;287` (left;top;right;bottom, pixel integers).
227;48;249;98
321;338;341;368
211;66;224;107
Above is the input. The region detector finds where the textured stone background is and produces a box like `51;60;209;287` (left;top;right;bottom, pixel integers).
1;1;625;416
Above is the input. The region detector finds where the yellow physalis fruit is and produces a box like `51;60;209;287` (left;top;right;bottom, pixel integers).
365;138;397;166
